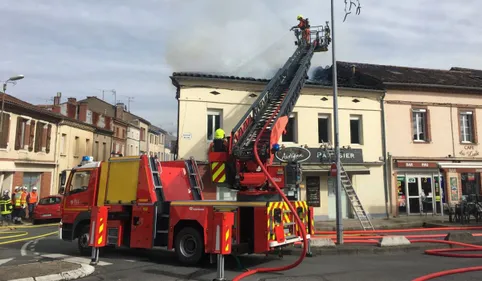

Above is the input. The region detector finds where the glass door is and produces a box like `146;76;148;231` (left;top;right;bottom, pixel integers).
420;176;433;213
407;176;420;214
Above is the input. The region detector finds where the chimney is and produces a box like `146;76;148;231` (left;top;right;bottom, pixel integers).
115;103;124;120
53;92;61;105
67;97;77;104
78;101;88;122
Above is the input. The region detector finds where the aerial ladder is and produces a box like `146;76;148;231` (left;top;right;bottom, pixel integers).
209;22;331;200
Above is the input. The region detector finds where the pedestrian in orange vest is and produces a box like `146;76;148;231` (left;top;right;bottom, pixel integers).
27;187;38;219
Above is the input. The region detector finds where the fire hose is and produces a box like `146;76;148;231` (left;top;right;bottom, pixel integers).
232;113;308;281
314;228;482;281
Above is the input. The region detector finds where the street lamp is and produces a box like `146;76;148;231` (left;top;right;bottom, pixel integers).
1;75;25;133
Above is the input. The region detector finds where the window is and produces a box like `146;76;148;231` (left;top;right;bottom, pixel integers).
74;136;80;156
102;142;107;161
282;113;297;143
68;171;91;194
460;110;475;143
412;108;429;141
94;141;99;160
86;139;91;155
39;196;61;205
207;109;222;141
0;113;10;149
350;115;363;144
318;114;330;143
34;122;44;152
14;117;28;150
116;127;119;137
60;134;67;155
140;128;146;141
23;172;41;192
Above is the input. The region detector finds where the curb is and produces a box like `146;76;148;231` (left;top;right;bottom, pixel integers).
9;263;95;281
314;221;447;231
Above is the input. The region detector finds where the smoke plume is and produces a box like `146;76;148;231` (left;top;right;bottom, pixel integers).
163;0;331;79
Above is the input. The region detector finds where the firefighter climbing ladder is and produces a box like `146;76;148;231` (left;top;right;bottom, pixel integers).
321;142;375;231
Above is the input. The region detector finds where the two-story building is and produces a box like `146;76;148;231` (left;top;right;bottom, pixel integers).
126;122;140;156
171;72;387;220
0;93;60;198
336;61;482;217
123;113;150;155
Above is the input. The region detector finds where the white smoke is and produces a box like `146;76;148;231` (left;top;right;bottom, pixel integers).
163;0;332;79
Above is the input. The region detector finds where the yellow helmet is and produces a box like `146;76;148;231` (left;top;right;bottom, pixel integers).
297;15;303;20
214;128;225;139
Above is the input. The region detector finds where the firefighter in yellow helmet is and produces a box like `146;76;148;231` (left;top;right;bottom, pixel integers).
210;128;228;152
290;15;311;45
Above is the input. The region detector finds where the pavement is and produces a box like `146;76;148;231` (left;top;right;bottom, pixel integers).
1;220;482;280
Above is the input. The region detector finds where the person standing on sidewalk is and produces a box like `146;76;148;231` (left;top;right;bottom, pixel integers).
26;187;38;219
20;186;28;220
0;190;13;226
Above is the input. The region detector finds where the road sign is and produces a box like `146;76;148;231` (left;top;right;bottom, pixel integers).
330;163;337;177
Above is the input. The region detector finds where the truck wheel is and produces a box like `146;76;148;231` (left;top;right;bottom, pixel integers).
175;227;204;265
77;225;91;256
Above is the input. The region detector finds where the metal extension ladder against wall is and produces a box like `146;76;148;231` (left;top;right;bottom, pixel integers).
320;142;375;231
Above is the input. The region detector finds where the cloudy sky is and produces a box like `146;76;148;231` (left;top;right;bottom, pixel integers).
1;0;481;134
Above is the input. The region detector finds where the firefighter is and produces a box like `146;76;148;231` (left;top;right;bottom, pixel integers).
27;187;38;220
290;15;311;45
0;190;13;226
210;128;228;152
20;186;28;220
12;186;23;224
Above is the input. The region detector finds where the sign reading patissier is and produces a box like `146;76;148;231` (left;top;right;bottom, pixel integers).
274;147;364;164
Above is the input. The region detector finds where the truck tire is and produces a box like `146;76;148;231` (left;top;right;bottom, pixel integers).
77;225;91;256
175;226;204;265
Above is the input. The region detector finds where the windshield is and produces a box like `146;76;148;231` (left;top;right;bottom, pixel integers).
68;170;91;195
39;197;62;205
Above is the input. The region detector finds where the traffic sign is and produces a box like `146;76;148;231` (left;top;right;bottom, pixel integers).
330;163;337;177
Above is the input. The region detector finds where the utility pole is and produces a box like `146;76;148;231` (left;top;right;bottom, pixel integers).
331;0;343;245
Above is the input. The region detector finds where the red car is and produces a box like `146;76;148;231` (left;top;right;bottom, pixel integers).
32;195;63;224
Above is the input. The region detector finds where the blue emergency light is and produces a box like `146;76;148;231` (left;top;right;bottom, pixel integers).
79;156;94;166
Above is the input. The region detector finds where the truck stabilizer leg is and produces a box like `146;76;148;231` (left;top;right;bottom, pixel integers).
90;247;100;265
305;238;313;257
211;211;234;281
88;206;108;266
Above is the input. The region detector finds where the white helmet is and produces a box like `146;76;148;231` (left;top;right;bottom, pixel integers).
14;186;20;191
32;187;37;191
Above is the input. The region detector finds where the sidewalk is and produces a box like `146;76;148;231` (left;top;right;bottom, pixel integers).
0;260;94;281
315;215;448;231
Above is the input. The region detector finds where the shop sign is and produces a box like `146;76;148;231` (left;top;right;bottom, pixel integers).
273;148;364;164
275;147;311;163
396;161;438;168
459;145;480;157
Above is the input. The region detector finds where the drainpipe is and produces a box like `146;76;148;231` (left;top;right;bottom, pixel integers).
380;91;390;219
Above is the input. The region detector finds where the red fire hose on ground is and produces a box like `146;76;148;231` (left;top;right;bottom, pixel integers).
312;227;482;280
232;111;308;281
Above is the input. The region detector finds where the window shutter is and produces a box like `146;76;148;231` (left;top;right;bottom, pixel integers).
34;122;42;152
28;120;36;151
0;113;10;148
46;124;52;153
425;110;431;142
15;118;23;150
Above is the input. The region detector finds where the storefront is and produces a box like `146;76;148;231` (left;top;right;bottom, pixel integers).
393;160;444;216
275;147;382;221
438;162;482;203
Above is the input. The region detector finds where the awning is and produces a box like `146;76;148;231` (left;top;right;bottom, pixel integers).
438;162;482;169
301;164;371;175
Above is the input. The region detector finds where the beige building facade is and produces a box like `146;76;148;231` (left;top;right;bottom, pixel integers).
126;123;140;156
339;62;482;217
0;94;60;198
147;125;165;159
171;73;387;220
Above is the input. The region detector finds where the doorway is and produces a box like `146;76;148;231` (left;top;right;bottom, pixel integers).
327;176;349;219
406;175;433;214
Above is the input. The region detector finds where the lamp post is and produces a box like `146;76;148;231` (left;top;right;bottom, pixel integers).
1;75;25;133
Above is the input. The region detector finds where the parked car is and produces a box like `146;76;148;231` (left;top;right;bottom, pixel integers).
32;195;63;224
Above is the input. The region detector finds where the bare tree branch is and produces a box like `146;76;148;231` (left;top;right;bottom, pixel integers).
344;0;361;22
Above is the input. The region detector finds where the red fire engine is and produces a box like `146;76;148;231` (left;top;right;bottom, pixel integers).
59;25;331;280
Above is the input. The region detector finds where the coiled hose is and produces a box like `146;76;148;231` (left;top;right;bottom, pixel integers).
232;114;308;281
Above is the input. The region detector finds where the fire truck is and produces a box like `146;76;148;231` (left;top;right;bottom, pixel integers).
59;24;331;278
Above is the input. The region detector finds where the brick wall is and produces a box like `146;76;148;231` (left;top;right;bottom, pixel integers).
198;164;216;200
40;172;52;197
12;172;23;191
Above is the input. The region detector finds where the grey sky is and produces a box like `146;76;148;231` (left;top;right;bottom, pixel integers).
1;0;481;134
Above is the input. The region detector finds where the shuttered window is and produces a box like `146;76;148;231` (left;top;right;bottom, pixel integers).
0;113;10;149
15;117;27;150
46;124;52;154
28;120;36;152
34;121;43;152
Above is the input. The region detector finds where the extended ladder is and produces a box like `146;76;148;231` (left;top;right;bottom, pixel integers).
185;157;203;200
321;143;375;231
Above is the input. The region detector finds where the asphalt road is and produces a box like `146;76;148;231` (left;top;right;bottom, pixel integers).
2;225;482;280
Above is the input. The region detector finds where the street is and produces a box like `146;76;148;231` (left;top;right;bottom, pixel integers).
1;224;482;280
